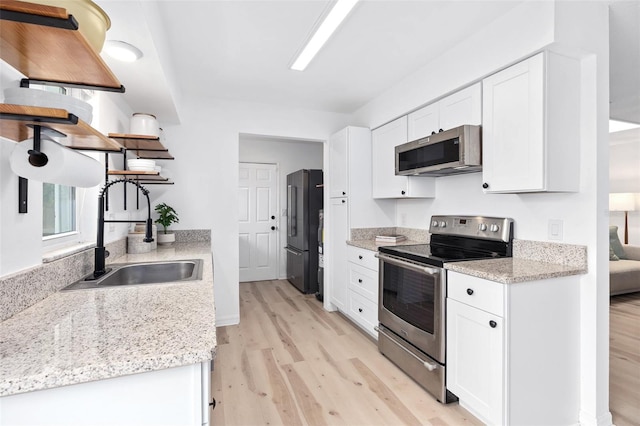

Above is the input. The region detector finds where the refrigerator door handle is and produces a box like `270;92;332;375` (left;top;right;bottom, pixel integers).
287;185;296;237
285;247;303;256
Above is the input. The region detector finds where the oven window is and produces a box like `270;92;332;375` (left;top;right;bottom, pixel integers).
382;262;436;334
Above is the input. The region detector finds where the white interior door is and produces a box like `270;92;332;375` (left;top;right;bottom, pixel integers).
239;163;278;282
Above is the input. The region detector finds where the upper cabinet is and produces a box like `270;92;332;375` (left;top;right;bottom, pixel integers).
408;83;481;141
481;52;580;193
328;128;348;198
372;116;435;199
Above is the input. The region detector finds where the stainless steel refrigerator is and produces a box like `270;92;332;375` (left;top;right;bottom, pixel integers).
285;169;323;294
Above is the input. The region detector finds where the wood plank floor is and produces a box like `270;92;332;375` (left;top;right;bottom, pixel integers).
610;292;640;426
211;280;483;426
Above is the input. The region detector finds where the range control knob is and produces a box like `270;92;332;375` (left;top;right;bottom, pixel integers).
478;223;487;231
439;221;447;228
490;224;500;232
432;220;439;227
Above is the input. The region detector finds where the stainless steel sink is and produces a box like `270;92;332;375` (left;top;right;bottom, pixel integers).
62;259;204;291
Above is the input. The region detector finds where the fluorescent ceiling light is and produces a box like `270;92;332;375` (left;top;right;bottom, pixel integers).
290;0;359;71
609;119;640;133
103;40;143;62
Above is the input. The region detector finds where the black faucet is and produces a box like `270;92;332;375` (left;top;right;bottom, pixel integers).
92;178;154;279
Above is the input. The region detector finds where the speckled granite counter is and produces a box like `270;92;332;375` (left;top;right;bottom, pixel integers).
445;256;587;284
0;242;216;397
348;226;430;252
347;239;426;251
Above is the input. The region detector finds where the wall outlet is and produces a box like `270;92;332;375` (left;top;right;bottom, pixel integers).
548;219;563;241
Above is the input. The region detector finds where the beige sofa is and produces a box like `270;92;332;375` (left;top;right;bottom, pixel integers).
610;244;640;296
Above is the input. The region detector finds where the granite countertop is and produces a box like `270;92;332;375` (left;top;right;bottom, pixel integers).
347;239;425;252
0;242;216;398
444;257;588;284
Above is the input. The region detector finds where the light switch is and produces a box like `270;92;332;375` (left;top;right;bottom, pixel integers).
548;219;563;241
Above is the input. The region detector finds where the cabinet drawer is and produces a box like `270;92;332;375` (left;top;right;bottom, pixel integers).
348;263;378;301
447;272;504;316
347;246;379;271
348;290;378;337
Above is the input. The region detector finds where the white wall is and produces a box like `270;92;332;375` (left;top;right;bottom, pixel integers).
239;135;324;279
155;99;349;326
350;1;611;424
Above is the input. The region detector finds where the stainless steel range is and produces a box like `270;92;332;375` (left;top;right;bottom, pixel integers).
376;215;514;403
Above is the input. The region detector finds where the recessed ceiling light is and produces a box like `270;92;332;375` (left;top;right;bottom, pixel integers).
103;40;143;62
609;119;640;133
290;0;359;71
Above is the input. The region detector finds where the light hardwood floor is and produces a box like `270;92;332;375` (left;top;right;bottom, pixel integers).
211;279;482;425
610;292;640;426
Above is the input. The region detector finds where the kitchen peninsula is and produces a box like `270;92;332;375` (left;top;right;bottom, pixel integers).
0;241;216;425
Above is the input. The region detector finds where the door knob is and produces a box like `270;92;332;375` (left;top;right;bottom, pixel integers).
401;190;406;195
271;215;275;220
482;183;489;189
271;226;276;230
489;320;497;328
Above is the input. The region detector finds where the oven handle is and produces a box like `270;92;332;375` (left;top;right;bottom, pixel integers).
375;253;440;275
375;326;439;372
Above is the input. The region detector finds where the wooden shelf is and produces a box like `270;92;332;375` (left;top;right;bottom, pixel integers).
0;104;122;151
108;133;175;160
107;170;169;182
0;1;124;92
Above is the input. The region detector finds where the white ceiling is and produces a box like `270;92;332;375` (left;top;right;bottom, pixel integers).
97;0;639;127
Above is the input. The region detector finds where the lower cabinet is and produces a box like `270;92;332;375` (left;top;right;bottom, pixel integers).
447;298;504;425
0;362;212;426
345;246;379;338
446;271;580;425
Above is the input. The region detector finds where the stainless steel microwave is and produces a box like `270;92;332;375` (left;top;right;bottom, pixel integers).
395;124;481;176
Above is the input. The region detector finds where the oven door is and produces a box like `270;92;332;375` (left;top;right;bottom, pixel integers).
377;253;446;364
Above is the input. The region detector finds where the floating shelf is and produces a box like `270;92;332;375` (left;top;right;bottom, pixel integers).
0;104;122;151
0;0;124;92
107;170;170;182
108;133;175;160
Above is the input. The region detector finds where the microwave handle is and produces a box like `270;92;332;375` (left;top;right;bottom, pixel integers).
375;253;440;275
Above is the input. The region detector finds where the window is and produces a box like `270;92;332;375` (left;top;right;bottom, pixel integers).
42;183;76;237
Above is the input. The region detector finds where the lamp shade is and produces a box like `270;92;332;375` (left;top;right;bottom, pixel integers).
609;193;637;212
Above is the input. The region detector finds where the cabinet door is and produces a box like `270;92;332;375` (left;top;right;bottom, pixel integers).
372;116;408;198
407;102;440;141
439;83;482;130
329;127;348;198
482;53;545;193
372;118;435;198
328;197;348;310
447;298;504;425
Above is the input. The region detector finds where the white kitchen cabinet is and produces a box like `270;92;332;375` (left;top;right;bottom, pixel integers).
446;271;580;425
328;197;348;311
326;126;393;312
371;116;435;199
447;295;504;425
328;128;348;198
408;83;482;140
481;51;580;193
0;362;212;426
346;246;379;338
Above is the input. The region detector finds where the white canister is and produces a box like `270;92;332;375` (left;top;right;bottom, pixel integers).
130;113;159;137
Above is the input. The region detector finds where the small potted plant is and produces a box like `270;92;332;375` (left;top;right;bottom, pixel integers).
154;202;179;245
